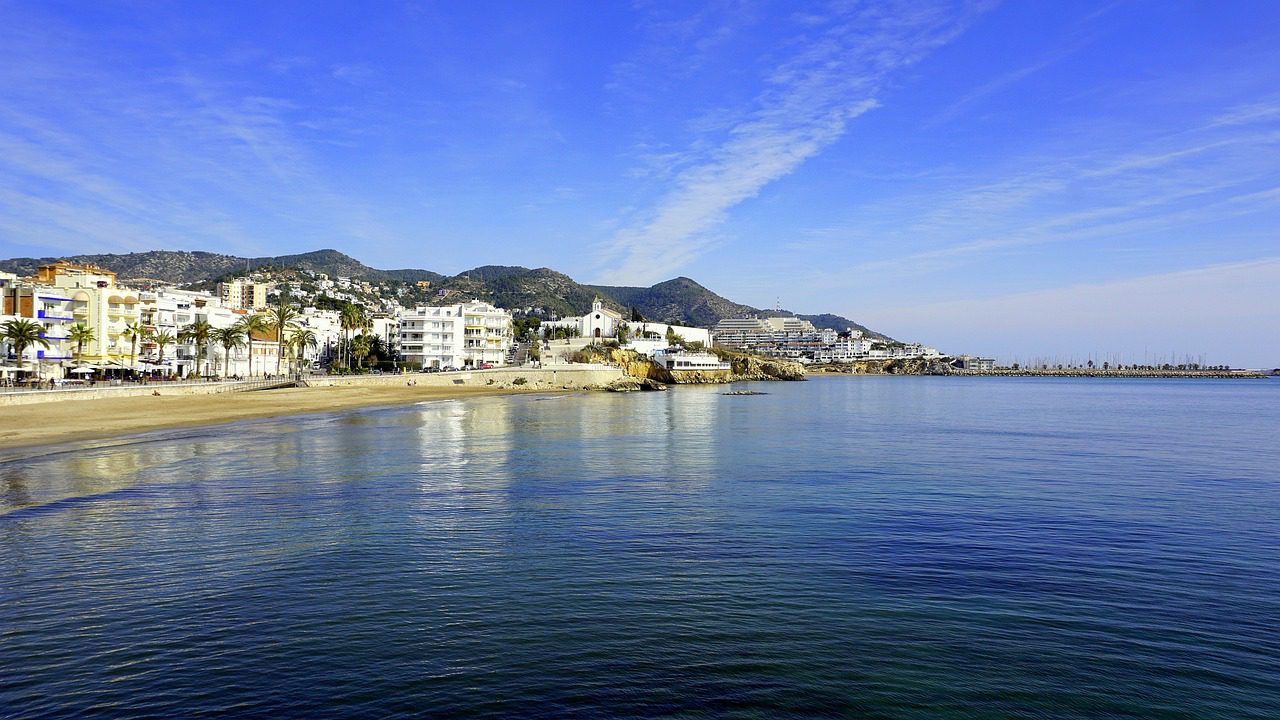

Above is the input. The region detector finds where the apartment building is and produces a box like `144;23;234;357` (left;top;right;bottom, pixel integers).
399;300;511;369
218;278;269;310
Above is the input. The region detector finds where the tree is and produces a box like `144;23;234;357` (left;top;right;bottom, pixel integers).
350;333;372;369
265;303;301;375
339;304;365;370
665;326;686;347
236;314;272;376
211;326;246;378
151;330;176;373
180;320;213;377
289;328;318;375
616;325;629;344
121;320;146;369
67;323;96;364
630;306;644;322
367;335;388;367
2;319;51;373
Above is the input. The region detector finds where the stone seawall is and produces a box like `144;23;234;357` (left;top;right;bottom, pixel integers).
0;366;626;407
0;381;250;407
303;365;625;391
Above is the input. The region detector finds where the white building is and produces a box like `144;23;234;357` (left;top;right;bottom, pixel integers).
20;262;140;376
297;308;343;367
399;300;511;369
654;348;731;371
541;298;623;341
369;315;400;360
813;336;874;363
625;321;713;349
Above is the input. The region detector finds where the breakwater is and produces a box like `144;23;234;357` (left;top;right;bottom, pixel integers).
951;368;1269;378
812;361;1269;378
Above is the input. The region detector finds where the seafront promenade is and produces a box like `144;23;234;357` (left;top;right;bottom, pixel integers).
0;365;624;408
0;377;295;406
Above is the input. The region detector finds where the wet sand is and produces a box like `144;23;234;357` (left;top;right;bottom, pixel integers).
0;384;563;451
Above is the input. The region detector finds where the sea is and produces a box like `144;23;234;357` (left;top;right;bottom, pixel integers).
1;376;1278;719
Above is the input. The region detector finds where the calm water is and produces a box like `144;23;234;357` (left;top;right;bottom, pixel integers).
2;377;1279;718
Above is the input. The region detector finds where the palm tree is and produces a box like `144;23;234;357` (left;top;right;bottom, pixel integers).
67;323;96;364
339;304;364;370
180;320;213;378
121;320;146;370
2;319;51;374
265;303;301;375
235;314;272;377
151;330;176;375
211;325;246;378
289;328;318;375
350;333;373;370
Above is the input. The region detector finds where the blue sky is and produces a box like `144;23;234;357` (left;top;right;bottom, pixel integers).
1;1;1277;366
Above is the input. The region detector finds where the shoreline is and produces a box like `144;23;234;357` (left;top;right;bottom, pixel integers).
0;383;568;452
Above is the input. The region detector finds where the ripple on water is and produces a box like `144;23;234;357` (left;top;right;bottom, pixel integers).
1;379;1279;718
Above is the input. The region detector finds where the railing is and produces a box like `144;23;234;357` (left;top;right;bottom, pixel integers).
0;376;300;396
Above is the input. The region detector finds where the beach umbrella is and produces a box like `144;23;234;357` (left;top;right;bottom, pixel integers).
69;367;95;375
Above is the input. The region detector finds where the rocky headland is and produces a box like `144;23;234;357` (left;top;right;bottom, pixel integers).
569;345;806;390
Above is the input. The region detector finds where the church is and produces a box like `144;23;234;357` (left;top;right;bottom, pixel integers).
540;298;623;340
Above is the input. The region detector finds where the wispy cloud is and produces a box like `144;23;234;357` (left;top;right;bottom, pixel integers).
924;1;1120;128
794;107;1280;287
0;11;392;259
593;2;989;285
925;46;1073;128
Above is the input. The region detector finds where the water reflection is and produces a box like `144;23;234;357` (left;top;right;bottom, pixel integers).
1;380;1279;719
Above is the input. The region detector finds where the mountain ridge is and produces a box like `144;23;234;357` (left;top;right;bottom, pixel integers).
0;249;890;339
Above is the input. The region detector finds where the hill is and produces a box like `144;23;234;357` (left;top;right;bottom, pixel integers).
591;277;755;328
0;249;890;338
0;249;444;286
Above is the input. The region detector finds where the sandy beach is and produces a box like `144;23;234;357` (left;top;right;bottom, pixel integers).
0;384;562;451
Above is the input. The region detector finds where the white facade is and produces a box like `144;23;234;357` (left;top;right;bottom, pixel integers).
626;321;713;348
541;299;623;340
19;263;140;375
297;308;343;368
813;336;873;363
399;300;511;369
654;348;731;371
369;315;400;359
